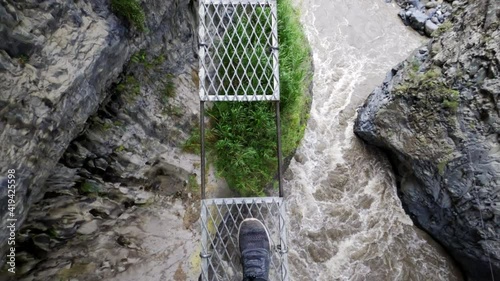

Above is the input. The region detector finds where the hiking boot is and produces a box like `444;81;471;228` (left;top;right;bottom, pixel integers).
238;218;271;281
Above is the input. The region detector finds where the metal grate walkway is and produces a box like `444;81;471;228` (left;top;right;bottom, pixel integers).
198;0;279;101
200;198;289;281
197;0;288;280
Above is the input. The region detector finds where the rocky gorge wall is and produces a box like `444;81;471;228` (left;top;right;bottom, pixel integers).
1;0;127;258
0;0;201;277
0;0;314;278
355;0;500;280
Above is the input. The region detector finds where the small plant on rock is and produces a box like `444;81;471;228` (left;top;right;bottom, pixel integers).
111;0;146;32
432;20;453;37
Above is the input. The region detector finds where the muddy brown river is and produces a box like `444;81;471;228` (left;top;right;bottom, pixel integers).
284;0;463;280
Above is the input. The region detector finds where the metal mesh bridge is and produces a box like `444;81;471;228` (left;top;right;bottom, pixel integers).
200;198;289;280
197;0;289;280
198;0;279;101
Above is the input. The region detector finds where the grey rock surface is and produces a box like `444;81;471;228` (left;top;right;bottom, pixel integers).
0;0;207;278
424;19;438;36
397;0;453;36
0;0;197;263
0;0;128;260
409;9;428;31
355;1;500;280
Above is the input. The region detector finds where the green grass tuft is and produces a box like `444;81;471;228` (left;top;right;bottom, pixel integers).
183;126;202;154
161;74;176;102
443;99;459;112
202;0;312;196
130;50;147;64
188;174;199;191
111;0;146;31
116;75;141;102
79;181;100;195
432;20;453;37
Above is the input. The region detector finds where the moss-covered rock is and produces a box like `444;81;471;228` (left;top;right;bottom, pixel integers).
355;1;500;280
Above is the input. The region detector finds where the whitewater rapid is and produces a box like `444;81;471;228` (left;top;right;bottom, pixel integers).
284;1;462;280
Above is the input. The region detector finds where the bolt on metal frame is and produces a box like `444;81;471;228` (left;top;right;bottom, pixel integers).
197;0;288;280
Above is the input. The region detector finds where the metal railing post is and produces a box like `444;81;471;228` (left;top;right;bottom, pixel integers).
201;101;206;200
275;101;283;197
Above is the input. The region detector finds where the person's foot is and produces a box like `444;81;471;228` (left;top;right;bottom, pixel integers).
238;218;271;281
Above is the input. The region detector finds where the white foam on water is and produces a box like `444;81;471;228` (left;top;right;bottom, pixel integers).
285;0;463;280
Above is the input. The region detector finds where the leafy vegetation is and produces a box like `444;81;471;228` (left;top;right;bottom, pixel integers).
198;0;312;196
183;125;202;154
163;104;183;117
130;50;147;64
131;50;165;69
111;0;146;31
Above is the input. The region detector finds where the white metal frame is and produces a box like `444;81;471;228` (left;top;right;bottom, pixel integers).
200;197;289;281
198;0;280;101
197;1;288;280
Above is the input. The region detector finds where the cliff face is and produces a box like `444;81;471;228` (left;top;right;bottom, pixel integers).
0;0;198;266
354;1;500;280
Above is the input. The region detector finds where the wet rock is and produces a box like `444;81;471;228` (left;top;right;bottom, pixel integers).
0;0;132;254
409;10;429;31
94;158;108;171
76;220;99;235
116;235;131;247
355;1;500;280
3;0;207;279
393;0;453;37
0;0;201;259
409;0;425;10
425;19;439;36
426;1;439;9
32;233;51;254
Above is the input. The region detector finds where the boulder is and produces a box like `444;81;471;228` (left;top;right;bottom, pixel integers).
354;1;500;280
408;10;429;31
425;19;439;36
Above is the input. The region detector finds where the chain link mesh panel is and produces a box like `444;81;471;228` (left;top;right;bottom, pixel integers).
200;197;289;281
198;0;279;101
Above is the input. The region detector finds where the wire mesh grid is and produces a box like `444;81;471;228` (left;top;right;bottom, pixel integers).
200;197;289;281
198;0;280;101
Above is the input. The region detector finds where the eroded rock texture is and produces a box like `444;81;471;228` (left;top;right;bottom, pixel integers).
0;0;198;265
355;1;500;280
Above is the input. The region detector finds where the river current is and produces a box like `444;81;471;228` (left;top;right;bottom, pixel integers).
284;1;462;280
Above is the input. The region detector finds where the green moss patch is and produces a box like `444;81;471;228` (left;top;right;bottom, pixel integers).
394;68;460;114
111;0;146;32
